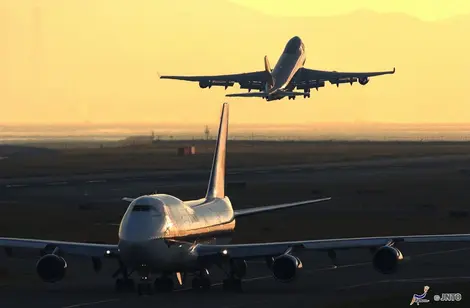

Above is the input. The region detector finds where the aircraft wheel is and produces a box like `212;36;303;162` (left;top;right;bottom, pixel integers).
137;282;153;295
137;283;143;295
124;279;135;292
191;276;210;291
115;278;124;293
200;277;211;291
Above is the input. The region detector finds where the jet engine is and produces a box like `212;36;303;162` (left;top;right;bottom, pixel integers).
36;254;68;283
271;254;303;283
372;246;403;274
358;77;369;85
199;81;210;88
230;259;248;278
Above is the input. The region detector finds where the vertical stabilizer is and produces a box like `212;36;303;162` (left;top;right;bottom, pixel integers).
205;103;229;200
264;55;272;72
264;56;274;90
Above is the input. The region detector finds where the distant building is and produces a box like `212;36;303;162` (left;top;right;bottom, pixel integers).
177;146;196;156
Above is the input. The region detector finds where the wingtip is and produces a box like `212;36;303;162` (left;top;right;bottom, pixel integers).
392;67;396;73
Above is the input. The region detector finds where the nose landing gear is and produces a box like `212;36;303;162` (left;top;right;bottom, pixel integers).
137;276;153;295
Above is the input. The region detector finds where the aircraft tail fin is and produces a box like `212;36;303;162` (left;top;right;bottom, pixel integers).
205;103;229;200
264;56;274;89
264;55;272;73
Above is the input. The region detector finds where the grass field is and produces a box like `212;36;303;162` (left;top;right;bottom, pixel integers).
1;141;470;178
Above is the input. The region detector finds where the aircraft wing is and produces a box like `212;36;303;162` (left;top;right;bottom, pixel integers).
293;67;395;89
160;71;268;89
195;234;470;260
0;237;118;258
234;197;331;218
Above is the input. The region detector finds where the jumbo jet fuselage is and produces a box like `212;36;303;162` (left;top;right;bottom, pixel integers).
265;36;306;101
118;195;235;275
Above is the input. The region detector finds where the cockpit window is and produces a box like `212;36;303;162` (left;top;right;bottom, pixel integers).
284;37;301;54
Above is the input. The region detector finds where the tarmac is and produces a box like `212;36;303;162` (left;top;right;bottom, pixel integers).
1;154;470;307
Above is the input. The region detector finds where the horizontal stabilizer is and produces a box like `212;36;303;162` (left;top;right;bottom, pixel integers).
234;197;331;218
122;197;135;202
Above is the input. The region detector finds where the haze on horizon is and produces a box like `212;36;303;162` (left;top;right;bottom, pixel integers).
1;0;469;126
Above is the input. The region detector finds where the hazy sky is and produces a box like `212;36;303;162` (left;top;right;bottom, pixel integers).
230;0;470;20
1;1;469;125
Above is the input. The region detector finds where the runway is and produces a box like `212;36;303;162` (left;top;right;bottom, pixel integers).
2;154;470;206
2;154;470;189
1;243;469;308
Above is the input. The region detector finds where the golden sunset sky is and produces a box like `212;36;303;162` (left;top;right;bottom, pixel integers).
1;0;469;125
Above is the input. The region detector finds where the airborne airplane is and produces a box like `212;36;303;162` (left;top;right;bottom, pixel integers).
2;103;470;295
160;36;395;101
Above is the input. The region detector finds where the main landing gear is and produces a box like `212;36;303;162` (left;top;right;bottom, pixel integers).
113;260;135;293
136;276;174;295
115;277;135;293
191;268;211;291
221;259;245;292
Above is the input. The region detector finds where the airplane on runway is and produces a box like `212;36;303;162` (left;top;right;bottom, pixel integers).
160;36;395;101
2;103;470;295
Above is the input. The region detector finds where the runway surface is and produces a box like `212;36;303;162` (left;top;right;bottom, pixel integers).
1;154;470;307
2;154;470;206
1;243;469;308
2;154;470;188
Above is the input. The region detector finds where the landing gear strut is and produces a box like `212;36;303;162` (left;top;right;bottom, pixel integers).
113;259;135;293
222;260;244;292
303;89;310;98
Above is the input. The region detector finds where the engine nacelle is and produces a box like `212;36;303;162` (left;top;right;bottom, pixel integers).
36;254;67;283
372;246;403;274
230;259;248;278
358;77;369;85
271;254;302;283
199;81;211;88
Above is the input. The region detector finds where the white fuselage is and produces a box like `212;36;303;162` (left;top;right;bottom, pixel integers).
117;194;235;274
267;36;306;101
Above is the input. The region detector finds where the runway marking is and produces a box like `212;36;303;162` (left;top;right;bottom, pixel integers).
87;180;107;183
47;181;68;186
61;298;120;308
340;276;470;291
5;184;28;188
